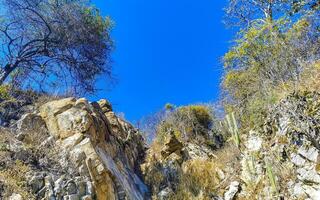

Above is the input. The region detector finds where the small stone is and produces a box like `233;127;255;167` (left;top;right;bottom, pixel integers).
158;187;173;200
245;133;263;152
224;181;240;200
97;99;112;112
29;174;45;193
77;181;87;196
81;195;93;200
161;132;183;158
66;180;77;195
63;194;80;200
9;193;23;200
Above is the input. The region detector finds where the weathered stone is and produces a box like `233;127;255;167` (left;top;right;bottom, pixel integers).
61;133;84;149
56;107;92;139
245;132;263;152
1;97;149;200
40;98;76;138
97;99;112;113
161;133;183;158
29;174;45;193
66;180;77;195
63;194;80;200
81;195;93;200
39;97;148;200
8;193;23;200
17;113;46;132
224;181;240;200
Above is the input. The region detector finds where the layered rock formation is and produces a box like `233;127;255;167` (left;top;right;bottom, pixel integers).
235;91;320;199
141;91;320;200
3;91;320;200
0;97;148;200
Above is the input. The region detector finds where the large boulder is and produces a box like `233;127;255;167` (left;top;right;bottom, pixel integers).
39;97;148;200
0;97;148;200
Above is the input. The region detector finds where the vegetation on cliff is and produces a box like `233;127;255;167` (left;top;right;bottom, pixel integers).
0;0;320;200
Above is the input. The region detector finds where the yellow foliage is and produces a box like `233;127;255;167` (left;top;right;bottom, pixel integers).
166;159;222;200
178;105;213;128
0;85;11;100
155;104;214;144
182;159;221;191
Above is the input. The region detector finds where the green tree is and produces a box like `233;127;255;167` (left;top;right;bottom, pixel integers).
225;0;319;28
0;0;113;94
223;1;320;128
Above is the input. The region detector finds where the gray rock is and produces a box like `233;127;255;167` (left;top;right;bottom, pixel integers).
158;187;173;200
245;132;263;152
29;174;45;193
224;181;240;200
66;180;77;195
77;180;87;196
8;193;23;200
81;195;93;200
64;194;80;200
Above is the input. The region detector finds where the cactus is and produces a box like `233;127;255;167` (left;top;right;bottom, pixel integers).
225;112;240;148
266;162;277;194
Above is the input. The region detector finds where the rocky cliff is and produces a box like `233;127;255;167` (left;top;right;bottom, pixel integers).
141;91;320;200
0;97;148;200
2;92;320;200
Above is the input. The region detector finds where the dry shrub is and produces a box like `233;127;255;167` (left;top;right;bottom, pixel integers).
274;60;320;100
156;104;217;146
141;141;166;193
298;61;320;91
0;160;34;199
213;143;241;167
168;158;226;200
183;159;222;190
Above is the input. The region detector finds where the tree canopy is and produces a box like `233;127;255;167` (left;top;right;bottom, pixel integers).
225;0;320;28
223;0;320;128
0;0;113;94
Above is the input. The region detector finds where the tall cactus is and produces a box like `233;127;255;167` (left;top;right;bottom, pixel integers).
266;161;277;194
225;112;240;148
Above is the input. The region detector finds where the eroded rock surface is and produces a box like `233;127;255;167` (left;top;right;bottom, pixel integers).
1;97;148;200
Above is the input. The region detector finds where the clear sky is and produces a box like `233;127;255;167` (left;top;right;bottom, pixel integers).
89;0;232;123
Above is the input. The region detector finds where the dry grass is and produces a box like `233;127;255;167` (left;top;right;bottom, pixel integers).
143;139;242;200
0;160;34;199
0;129;34;199
274;60;320;100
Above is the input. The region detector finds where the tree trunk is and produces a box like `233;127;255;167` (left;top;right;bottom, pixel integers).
0;64;14;85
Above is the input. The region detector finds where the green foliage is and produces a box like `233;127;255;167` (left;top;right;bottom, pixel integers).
156;105;216;145
0;85;11;101
178;105;213;129
82;6;114;38
222;14;320;130
165;103;175;111
266;162;278;194
0;0;114;94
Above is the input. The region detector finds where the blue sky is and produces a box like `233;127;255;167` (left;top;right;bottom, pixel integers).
89;0;232;123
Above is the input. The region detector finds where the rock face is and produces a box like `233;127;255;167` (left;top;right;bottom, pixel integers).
160;131;183;159
142;132;230;199
4;92;320;200
1;97;148;200
235;92;320;199
141;91;320;200
40;98;148;200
